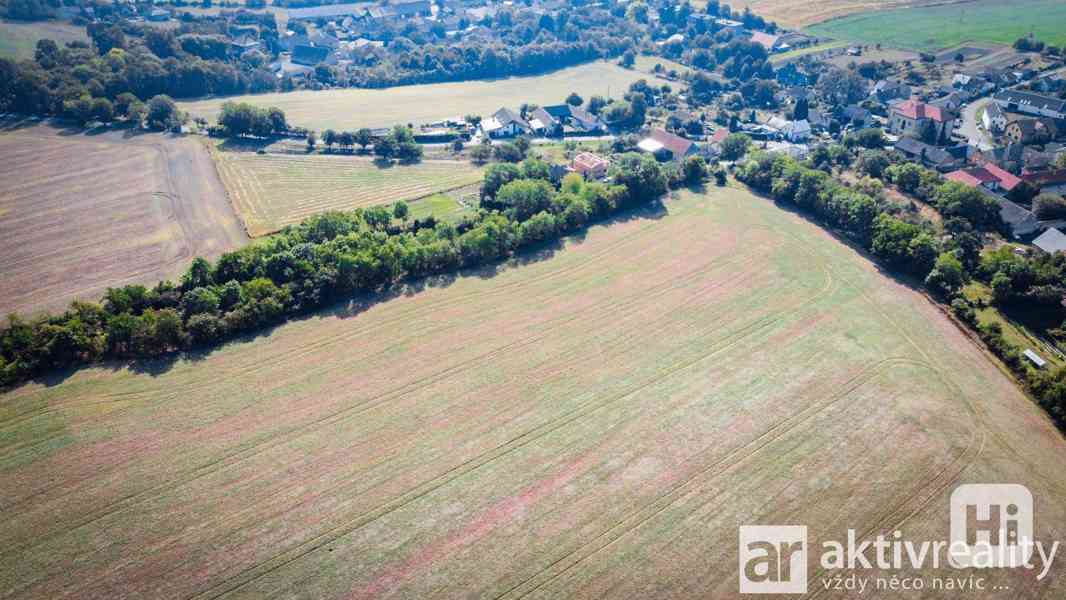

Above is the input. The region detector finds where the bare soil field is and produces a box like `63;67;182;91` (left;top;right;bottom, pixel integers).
179;61;673;132
712;0;948;29
212;150;483;236
0;122;248;317
1;185;1064;599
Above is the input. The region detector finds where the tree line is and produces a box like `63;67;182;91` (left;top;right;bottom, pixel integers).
0;153;695;388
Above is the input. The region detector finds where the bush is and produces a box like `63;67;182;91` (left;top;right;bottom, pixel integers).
1034;193;1066;221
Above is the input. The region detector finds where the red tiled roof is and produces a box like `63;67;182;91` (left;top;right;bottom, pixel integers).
750;32;780;50
572;152;608;173
894;99;951;123
946;164;1021;192
649;128;694;157
980;161;1021;191
710;128;729;144
946;169;993;188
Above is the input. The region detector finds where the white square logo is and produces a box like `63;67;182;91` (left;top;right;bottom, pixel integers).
738;525;808;594
949;484;1033;568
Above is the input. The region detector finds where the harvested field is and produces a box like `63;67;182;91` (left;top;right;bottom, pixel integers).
213;150;483;236
0;18;88;60
806;0;1066;51
2;185;1065;599
0;122;248;317
705;0;945;29
179;61;672;132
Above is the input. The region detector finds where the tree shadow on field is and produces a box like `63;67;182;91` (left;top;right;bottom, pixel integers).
26;197;670;386
766;194;928;294
0;117;42;133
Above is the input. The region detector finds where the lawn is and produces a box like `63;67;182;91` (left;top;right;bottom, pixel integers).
179;61;672;132
0;18;88;60
806;0;1066;51
0;122;246;317
3;185;1065;599
406;191;475;223
212;149;483;236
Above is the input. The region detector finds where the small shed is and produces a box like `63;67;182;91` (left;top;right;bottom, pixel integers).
1024;349;1047;369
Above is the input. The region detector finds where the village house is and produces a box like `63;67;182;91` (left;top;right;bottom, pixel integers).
945;162;1022;196
1033;228;1066;253
749;32;782;52
871;80;911;103
888;99;954;144
482;107;530;138
1023;170;1066;196
569;152;610;179
893;137;968;172
638;128;697;161
982;102;1008;133
994;90;1066;120
291;44;333;66
1005;118;1054;145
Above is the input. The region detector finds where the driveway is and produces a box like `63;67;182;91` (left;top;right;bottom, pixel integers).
958;97;996;151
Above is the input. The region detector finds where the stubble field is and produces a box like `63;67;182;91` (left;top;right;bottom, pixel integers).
704;0;945;29
2;185;1064;598
213;150;483;236
178;61;672;132
0;123;248;317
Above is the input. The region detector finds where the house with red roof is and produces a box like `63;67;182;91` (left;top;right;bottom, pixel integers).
750;32;782;52
888;99;955;144
569;152;610;179
638;128;697;162
945;162;1022;195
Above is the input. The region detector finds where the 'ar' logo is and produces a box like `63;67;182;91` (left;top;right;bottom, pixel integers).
738;525;808;594
950;484;1033;568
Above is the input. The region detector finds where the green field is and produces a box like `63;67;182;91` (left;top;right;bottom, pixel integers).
212;150;483;236
806;0;1066;50
179;61;673;131
3;185;1065;599
0;19;88;60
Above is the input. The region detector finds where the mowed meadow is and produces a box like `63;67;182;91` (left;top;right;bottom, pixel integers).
0;123;248;316
179;61;672;131
213;151;483;236
3;186;1065;599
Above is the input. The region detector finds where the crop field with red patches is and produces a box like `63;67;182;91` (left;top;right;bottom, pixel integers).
0;123;248;317
213;151;483;236
1;187;1065;599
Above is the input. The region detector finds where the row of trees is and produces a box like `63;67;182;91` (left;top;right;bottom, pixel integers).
318;124;422;162
0;153;679;387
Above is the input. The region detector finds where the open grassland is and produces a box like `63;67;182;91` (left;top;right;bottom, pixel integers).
700;0;943;29
0;123;247;317
213;150;483;236
0;18;88;60
2;186;1065;599
806;0;1066;50
179;61;672;131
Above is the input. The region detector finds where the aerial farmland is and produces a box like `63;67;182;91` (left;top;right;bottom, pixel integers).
3;188;1065;598
0;123;247;316
3;0;1066;597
